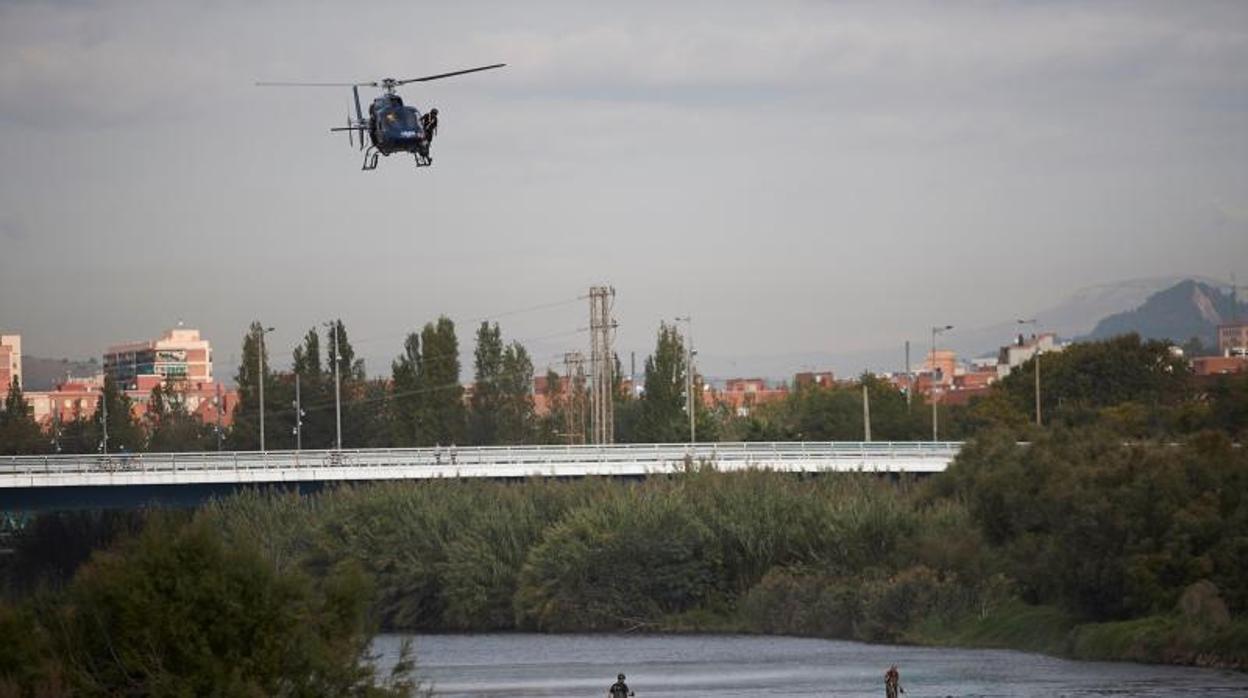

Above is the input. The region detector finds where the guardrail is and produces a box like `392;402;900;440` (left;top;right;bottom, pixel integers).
0;441;963;488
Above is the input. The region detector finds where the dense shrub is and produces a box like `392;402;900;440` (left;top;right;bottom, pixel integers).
0;516;414;696
517;487;722;630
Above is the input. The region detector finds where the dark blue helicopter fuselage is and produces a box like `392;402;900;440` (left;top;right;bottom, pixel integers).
369;94;426;155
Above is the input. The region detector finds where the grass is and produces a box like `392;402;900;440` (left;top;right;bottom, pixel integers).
912;601;1077;655
1071;616;1248;669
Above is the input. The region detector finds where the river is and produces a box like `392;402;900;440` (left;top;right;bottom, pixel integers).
372;633;1248;696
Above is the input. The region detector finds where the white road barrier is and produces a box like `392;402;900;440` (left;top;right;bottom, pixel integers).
0;442;962;489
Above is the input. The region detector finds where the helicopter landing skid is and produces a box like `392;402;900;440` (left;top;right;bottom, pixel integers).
362;147;380;171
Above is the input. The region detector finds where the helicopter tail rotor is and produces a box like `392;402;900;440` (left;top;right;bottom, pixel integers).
330;120;365;149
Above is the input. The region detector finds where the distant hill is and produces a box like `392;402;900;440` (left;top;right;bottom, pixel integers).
1083;280;1246;349
697;276;1191;379
20;356;100;391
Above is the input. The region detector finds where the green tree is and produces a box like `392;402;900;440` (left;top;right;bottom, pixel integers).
390;332;424;446
355;378;394;448
145;381;214;452
226;322;273;450
91;373;143;453
469;322;505;445
55;407;95;455
419;316;464;446
537;368;565;443
326;319;365;381
24;517;416;696
293;327;334;450
498;342;536;444
998;333;1191;428
292;328;322;379
1207;372;1248;440
633;322;690;443
0;377;44;455
468;323;535;445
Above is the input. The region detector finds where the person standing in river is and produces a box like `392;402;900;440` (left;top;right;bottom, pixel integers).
885;665;903;698
608;673;634;697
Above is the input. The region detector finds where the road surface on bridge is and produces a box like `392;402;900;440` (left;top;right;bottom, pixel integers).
0;442;962;490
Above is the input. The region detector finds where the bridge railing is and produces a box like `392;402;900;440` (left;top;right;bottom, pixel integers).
0;441;962;476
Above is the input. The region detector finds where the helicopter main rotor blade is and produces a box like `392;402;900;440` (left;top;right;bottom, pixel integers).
393;63;506;86
255;81;378;88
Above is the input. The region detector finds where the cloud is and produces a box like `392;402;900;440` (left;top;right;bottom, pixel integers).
1;0;1246;370
0;214;28;242
1214;199;1248;226
470;3;1248;110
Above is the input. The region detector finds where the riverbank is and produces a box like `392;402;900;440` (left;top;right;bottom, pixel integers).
657;600;1248;672
917;602;1248;671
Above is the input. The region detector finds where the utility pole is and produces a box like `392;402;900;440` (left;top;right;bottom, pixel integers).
1019;319;1042;426
325;321;343;450
215;382;224;451
931;325;953;442
257;325;274;452
905;340;912;409
50;405;61;453
293;373;303;451
1233;272;1240;323
862;377;872;442
675;315;695;444
100;387;108;455
589;287;616;444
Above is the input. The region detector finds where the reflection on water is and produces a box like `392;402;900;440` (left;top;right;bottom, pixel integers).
372;633;1248;697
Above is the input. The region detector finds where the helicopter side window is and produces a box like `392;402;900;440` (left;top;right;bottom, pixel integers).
400;109;420;130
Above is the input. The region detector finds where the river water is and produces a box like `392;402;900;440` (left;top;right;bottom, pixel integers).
372;633;1248;697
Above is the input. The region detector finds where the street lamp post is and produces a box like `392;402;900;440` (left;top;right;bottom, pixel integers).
100;388;109;455
930;324;953;442
293;373;303;451
1019;318;1042;426
324;320;343;450
257;326;275;452
675;316;695;444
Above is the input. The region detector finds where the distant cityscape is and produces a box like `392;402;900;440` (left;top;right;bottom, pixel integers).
3;316;1245;434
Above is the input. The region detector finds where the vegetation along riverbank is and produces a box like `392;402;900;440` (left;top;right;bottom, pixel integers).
3;425;1245;694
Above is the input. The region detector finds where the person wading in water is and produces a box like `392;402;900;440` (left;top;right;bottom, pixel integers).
885;664;904;698
608;673;634;697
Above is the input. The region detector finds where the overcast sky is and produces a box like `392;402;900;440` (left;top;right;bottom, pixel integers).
1;1;1245;380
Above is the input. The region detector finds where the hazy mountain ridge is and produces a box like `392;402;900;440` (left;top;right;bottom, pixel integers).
17;356;100;391
1084;279;1246;349
700;276;1203;380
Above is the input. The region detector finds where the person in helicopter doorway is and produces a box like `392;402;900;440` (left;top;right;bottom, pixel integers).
421;108;439;144
608;673;634;697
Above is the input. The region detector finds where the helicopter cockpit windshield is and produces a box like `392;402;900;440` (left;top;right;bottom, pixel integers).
381;107;421;135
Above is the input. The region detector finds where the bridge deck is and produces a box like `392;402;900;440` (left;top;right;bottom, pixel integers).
0;442;961;489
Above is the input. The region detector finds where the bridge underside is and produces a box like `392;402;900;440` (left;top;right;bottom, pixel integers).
0;482;331;514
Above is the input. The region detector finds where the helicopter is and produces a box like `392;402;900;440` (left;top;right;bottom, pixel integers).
257;64;505;170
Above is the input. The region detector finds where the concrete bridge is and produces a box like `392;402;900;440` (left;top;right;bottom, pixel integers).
0;442;962;511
